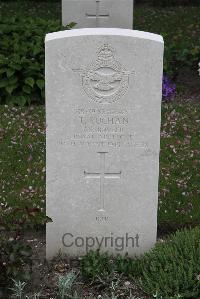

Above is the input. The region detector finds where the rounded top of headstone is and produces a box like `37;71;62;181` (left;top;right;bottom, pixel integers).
45;28;164;44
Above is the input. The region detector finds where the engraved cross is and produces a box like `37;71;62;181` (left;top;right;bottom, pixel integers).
85;0;110;27
84;152;121;212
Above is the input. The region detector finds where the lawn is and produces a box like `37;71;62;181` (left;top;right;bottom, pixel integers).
0;102;199;230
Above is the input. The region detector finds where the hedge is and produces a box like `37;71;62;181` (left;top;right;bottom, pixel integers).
136;0;200;6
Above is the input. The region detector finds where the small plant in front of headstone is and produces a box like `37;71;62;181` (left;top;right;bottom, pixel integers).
0;234;32;283
9;279;41;299
81;250;114;282
9;280;27;299
0;204;49;288
57;271;78;299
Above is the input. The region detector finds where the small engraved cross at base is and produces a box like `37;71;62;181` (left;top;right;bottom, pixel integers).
85;0;110;27
84;152;121;212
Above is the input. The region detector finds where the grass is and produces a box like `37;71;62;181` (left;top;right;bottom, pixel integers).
159;102;200;227
0;105;46;228
0;102;199;229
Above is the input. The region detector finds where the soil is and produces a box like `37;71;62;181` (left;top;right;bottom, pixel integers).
18;229;151;299
6;221;185;298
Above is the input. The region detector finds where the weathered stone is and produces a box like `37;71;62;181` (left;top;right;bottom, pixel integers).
46;28;164;258
62;0;134;29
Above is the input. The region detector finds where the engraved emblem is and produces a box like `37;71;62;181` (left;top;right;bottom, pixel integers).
74;44;133;104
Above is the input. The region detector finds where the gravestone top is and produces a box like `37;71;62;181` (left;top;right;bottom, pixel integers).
46;28;164;258
46;28;163;43
62;0;134;29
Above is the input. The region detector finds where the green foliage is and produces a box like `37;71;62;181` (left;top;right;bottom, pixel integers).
163;35;200;78
81;250;114;281
10;279;41;299
0;234;32;283
57;271;78;299
134;6;200;78
0;6;199;105
0;17;74;106
81;250;141;283
81;228;200;298
151;0;200;6
135;227;200;298
9;280;27;299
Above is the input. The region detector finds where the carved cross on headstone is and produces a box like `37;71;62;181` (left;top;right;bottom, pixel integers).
84;152;121;212
85;0;110;27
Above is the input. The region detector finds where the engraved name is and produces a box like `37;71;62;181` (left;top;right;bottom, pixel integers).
79;116;128;125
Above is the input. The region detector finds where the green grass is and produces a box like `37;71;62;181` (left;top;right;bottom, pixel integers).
0;105;46;229
0;102;199;229
159;102;200;227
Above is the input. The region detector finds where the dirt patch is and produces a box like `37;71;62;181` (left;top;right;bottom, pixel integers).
5;230;151;298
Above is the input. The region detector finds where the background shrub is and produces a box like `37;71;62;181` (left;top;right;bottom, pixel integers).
152;0;200;6
3;0;200;5
0;17;74;106
135;0;200;6
0;12;199;105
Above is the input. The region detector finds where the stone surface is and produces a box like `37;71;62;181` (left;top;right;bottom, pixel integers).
62;0;134;29
46;28;164;258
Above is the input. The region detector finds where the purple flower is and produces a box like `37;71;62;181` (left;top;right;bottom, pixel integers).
162;75;176;101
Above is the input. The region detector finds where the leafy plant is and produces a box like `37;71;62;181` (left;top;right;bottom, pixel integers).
0;17;75;106
152;0;200;6
0;235;32;283
134;7;200;79
10;279;41;299
81;250;115;281
25;294;41;299
57;271;78;299
9;280;27;299
133;227;200;298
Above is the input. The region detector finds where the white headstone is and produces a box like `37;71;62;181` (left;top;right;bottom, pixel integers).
62;0;134;29
46;28;164;258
